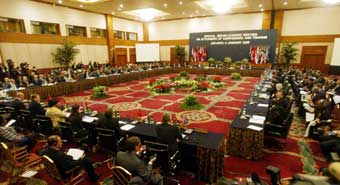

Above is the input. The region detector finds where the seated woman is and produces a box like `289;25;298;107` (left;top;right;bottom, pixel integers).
45;99;67;128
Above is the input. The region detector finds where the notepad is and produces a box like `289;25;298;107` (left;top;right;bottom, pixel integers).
119;120;127;124
258;93;269;99
306;112;315;122
247;125;263;131
65;112;71;118
5;119;16;127
66;148;84;160
20;170;37;178
333;95;340;104
300;90;308;95
121;124;135;131
82;116;98;123
257;103;269;107
249;115;266;124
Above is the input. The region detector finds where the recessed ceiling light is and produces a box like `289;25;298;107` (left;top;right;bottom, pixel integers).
195;10;199;13
182;11;185;15
118;7;121;11
179;1;183;5
111;12;115;15
57;0;62;4
79;4;84;8
190;15;193;17
119;4;124;8
164;3;168;7
283;1;288;5
258;4;263;8
260;8;264;11
323;0;340;4
123;8;169;22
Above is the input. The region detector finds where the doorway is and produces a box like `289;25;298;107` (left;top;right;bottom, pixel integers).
300;46;328;73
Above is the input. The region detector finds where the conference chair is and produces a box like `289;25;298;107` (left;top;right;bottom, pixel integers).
59;121;88;147
265;113;294;148
41;155;86;185
96;127;120;154
5;106;17;120
112;166;132;185
144;140;180;175
0;142;41;182
34;115;54;137
17;109;34;131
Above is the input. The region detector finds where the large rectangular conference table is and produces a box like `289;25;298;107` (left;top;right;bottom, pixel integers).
5;67;264;99
116;119;225;182
226;76;272;160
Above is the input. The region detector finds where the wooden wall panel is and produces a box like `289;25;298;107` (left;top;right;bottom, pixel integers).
143;23;149;42
262;11;272;30
281;35;340;43
0;32;106;45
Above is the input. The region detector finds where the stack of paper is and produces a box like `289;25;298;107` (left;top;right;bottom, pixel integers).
247;125;263;131
306;112;315;122
249;115;266;124
82;116;98;123
257;103;269;107
119;120;127;124
120;124;135;131
259;93;269;99
5;119;16;127
333;95;340;104
66;148;84;160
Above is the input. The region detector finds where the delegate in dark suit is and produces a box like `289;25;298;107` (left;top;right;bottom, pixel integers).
156;123;182;155
29;101;45;117
9;92;26;113
97;108;122;136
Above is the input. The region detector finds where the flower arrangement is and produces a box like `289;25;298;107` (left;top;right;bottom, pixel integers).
153;83;171;93
195;75;207;82
179;71;189;78
92;86;108;98
198;81;210;91
231;72;241;80
214;76;222;82
149;79;156;86
180;95;204;110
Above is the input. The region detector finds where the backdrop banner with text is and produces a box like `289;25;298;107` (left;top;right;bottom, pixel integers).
189;29;277;64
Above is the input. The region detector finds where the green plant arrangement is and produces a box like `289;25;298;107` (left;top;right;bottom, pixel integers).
195;75;207;82
241;58;249;66
52;40;79;68
180;95;204;110
207;57;215;67
92;86;108;98
281;42;299;66
175;45;186;66
231;72;241;80
179;71;189;78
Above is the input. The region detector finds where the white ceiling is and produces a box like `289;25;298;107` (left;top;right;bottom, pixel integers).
33;0;340;21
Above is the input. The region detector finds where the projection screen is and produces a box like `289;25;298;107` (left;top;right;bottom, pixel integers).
136;43;160;62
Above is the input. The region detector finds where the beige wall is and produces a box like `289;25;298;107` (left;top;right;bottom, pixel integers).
148;13;263;40
113;18;144;41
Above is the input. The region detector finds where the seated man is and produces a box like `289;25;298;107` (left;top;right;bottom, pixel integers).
97;108;121;136
9;92;26;113
0;117;36;151
116;136;163;185
29;94;45;117
45;99;67;128
42;135;99;182
267;91;290;125
156;113;182;155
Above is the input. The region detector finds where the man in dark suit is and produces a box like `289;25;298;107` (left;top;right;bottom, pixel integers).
29;94;45;117
97;108;121;136
116;136;163;185
42;135;99;182
267;91;290;125
9;92;26;112
156;113;182;155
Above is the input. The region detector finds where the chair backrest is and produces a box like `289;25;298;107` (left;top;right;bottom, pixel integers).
34;117;53;136
41;155;63;181
144;140;171;172
17;109;34;131
112;166;132;185
59;121;73;141
96;127;117;152
0;142;28;165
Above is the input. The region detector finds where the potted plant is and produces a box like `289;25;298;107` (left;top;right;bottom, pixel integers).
224;57;233;68
281;42;299;66
52;40;79;68
92;86;108;98
207;57;215;67
231;72;241;80
175;45;186;66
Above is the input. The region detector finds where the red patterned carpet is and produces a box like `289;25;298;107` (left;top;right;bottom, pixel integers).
0;74;327;184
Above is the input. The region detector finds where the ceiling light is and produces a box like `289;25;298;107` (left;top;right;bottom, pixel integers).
79;4;84;7
283;1;288;5
74;0;102;3
119;4;124;8
179;1;183;5
123;8;169;22
195;10;199;13
260;8;264;11
182;11;185;15
258;4;263;8
323;0;340;4
190;14;193;17
111;12;115;15
58;0;62;4
118;8;121;11
164;3;168;7
207;0;237;14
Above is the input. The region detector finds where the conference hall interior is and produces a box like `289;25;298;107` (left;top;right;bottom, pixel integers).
1;0;340;184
